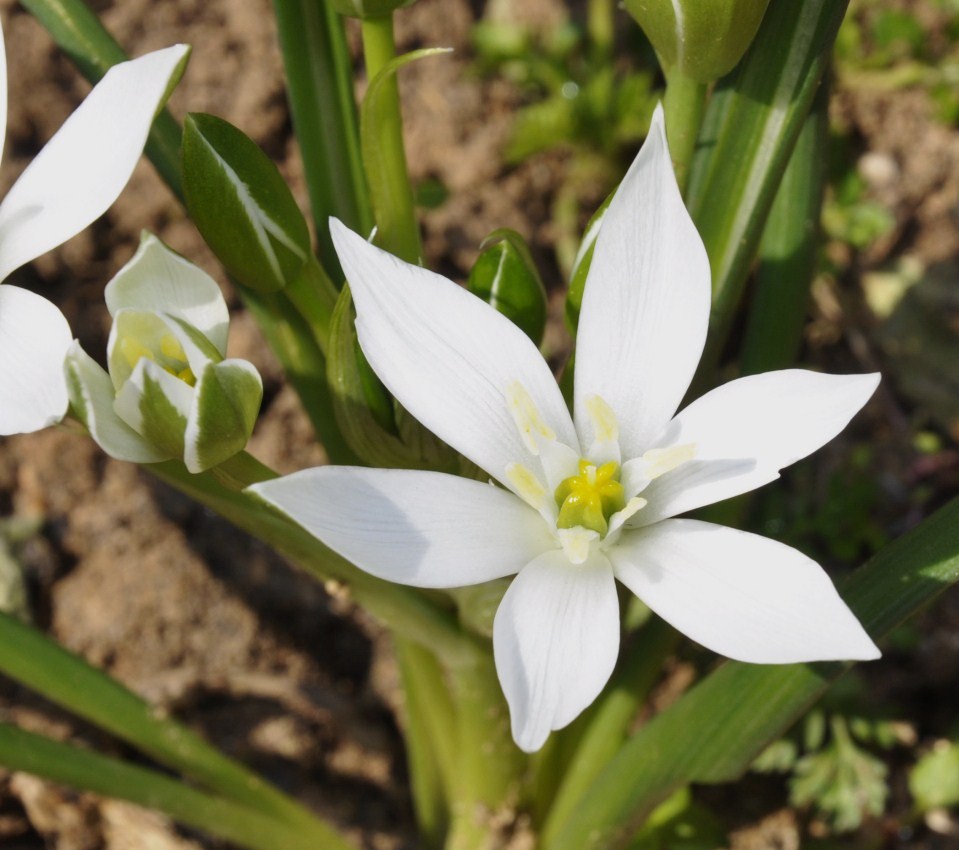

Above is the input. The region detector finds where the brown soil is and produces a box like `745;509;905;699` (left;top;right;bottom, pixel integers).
0;0;956;848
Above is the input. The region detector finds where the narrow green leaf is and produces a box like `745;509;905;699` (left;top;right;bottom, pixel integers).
565;196;610;333
544;495;959;850
273;0;372;277
331;0;418;18
0;723;355;850
183;113;311;294
184;359;263;473
739;75;829;374
468;229;548;345
686;0;848;388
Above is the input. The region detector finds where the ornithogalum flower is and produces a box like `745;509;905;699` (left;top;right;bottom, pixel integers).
0;23;189;436
251;104;880;753
63;233;262;472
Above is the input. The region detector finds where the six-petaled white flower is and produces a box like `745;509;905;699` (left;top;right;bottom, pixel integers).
257;106;879;752
0;20;189;437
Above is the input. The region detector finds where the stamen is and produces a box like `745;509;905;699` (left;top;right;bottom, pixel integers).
585;395;618;445
642;443;696;479
505;462;548;511
506;381;556;456
554;459;626;536
159;333;186;361
558;527;599;565
120;337;155;369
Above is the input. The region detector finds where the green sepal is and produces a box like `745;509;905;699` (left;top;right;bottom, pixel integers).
330;0;417;19
468;229;547;345
624;0;771;82
184;360;263;473
327;285;459;471
114;359;193;458
63;342;169;464
182;113;311;293
565;196;611;334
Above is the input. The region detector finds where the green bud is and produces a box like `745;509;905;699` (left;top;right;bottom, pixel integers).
624;0;771;82
468;229;548;345
182;113;311;293
330;0;417;20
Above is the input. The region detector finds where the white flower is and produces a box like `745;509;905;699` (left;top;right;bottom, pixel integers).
250;105;880;753
0;21;189;436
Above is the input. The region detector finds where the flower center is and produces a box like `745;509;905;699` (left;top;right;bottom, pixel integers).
554;459;626;537
121;332;196;386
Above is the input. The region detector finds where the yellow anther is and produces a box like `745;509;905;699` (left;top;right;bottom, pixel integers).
506;381;555;455
120;336;155;369
585;395;619;445
554;459;626;536
643;443;696;479
159;333;186;361
506;463;547;511
176;367;197;387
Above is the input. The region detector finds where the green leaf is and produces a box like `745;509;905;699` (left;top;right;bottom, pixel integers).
910;742;959;812
565;195;611;333
468;229;547;344
542;494;959;850
685;0;848;387
0;723;353;850
184;359;263;473
330;0;418;18
183;113;311;293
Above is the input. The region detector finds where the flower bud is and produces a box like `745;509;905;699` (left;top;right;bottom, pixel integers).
65;233;262;473
623;0;771;82
330;0;417;20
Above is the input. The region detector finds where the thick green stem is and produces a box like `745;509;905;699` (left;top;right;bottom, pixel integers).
360;14;422;263
273;0;372;276
662;69;707;194
446;655;526;850
540;618;679;843
0;724;357;850
396;639;458;848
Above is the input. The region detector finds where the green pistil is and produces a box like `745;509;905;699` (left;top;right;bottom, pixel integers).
554;459;626;536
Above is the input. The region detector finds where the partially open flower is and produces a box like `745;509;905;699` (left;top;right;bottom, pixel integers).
65;234;262;473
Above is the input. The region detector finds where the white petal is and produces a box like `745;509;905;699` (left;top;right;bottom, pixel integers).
573;104;711;459
0;285;71;434
638;370;880;523
330;219;578;484
105;233;229;356
0;44;190;281
63;341;168;463
610;519;879;663
249;466;556;589
493;550;620;752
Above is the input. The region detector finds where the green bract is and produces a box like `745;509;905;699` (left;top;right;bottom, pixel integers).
182;113;311;294
468;229;548;345
64;233;263;473
624;0;771;82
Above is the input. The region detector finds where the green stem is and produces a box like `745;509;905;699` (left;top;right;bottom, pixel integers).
395;639;457;848
149;455;484;668
360;14;422;263
0;614;346;844
540;618;679;843
587;0;614;62
446;654;526;850
273;0;373;276
662;69;707;194
0;724;357;850
283;254;341;356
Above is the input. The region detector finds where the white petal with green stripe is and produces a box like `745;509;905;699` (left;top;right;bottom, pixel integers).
183;359;263;473
63;341;169;463
113;358;193;456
